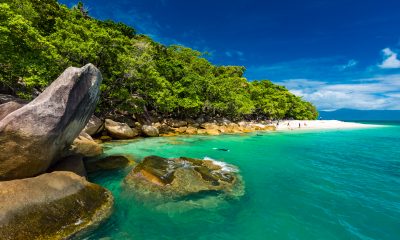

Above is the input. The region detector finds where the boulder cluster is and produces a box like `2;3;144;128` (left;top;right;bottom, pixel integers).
0;64;250;239
0;64;113;239
86;117;276;143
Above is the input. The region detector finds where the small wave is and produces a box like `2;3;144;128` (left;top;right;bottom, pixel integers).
203;157;238;173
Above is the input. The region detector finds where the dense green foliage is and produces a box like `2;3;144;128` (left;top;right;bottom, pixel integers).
0;0;318;120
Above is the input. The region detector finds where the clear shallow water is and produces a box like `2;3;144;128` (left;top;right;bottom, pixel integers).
80;123;400;240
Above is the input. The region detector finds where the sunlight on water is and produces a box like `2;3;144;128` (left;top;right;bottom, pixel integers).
79;123;400;240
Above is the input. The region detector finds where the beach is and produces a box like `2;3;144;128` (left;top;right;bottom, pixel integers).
272;120;382;131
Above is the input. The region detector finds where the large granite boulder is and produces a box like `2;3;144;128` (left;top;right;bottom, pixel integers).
104;119;138;139
0;64;102;180
0;171;113;240
142;125;159;137
124;156;244;200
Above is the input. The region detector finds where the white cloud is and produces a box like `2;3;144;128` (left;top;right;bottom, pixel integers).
378;48;400;69
277;75;400;110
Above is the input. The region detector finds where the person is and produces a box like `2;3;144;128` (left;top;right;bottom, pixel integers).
299;123;301;128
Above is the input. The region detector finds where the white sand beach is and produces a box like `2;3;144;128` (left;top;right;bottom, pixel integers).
273;120;383;131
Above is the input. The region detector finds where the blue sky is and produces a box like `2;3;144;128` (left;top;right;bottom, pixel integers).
59;0;400;110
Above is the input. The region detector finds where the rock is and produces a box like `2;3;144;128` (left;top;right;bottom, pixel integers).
167;119;188;128
124;156;244;200
0;94;28;104
197;129;207;135
85;155;135;173
99;135;113;142
0;171;113;240
50;155;87;178
206;129;220;135
201;123;219;130
83;115;103;136
142;125;159;137
185;126;198;135
262;125;276;131
0;101;24;121
0;64;102;180
105;119;138;139
174;126;187;134
70;133;103;157
157;124;173;134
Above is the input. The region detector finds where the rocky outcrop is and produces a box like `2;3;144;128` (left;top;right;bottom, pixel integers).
142;125;159;137
0;101;24;121
0;64;102;180
70;133;103;157
0;171;113;240
83;115;103;136
104;119;138;139
124;156;244;200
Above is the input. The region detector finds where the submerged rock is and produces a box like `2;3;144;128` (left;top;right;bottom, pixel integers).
105;119;138;139
0;171;113;240
0;64;102;180
123;156;244;200
85;155;135;173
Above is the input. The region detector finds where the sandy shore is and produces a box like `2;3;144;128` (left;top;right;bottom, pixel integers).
272;120;383;131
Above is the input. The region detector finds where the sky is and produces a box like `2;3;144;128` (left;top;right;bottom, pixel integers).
59;0;400;110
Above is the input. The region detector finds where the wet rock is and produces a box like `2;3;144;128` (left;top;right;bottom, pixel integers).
85;155;135;173
142;125;159;137
0;64;102;180
124;156;244;199
105;119;138;139
0;171;113;240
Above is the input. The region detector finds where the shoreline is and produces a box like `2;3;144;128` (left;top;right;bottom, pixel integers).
97;120;385;144
273;120;385;131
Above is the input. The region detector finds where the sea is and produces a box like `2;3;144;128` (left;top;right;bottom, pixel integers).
79;121;400;240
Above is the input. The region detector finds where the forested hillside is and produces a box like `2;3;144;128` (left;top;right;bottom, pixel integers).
0;0;318;120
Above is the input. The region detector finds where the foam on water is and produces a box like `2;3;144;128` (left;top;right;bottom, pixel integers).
203;156;238;173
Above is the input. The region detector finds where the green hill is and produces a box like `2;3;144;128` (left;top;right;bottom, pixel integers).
0;0;318;121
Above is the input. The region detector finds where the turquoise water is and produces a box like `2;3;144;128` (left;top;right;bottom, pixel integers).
80;123;400;240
